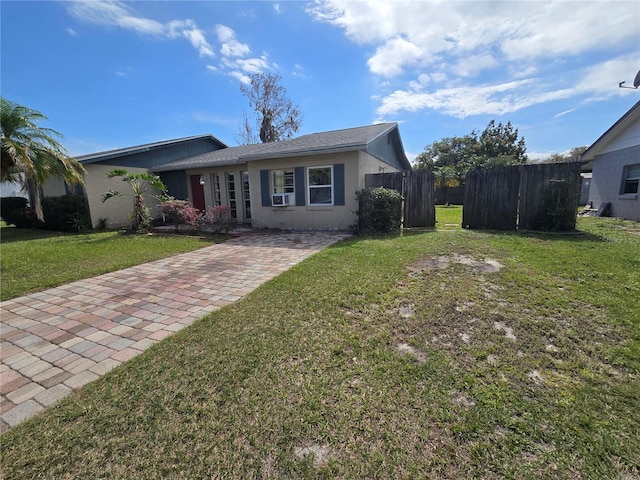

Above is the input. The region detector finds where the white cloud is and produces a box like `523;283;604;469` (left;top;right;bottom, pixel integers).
310;1;639;118
67;1;215;57
554;109;575;119
68;1;165;35
215;25;251;57
65;2;276;81
115;66;133;77
183;27;215;57
66;27;78;36
367;36;425;77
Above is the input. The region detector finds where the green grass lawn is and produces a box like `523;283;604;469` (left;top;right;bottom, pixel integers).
0;227;220;301
2;218;639;479
435;204;463;228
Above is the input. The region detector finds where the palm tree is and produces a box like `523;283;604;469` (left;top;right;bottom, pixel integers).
102;168;168;232
434;165;460;206
1;98;85;221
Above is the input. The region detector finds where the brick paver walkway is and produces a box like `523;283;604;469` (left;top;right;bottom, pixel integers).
0;230;350;433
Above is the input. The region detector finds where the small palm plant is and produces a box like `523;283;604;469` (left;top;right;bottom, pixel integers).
102;168;168;233
434;165;460;206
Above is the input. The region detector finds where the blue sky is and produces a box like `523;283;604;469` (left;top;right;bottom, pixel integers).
2;1;639;162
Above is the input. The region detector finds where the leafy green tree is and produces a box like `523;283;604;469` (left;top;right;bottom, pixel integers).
541;146;587;163
477;120;527;167
238;72;303;144
414;133;480;182
102;169;167;232
415;120;528;181
1;97;85;221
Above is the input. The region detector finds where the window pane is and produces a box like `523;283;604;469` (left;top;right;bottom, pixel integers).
272;170;294;194
309;167;331;186
624;179;639;194
310;186;332;204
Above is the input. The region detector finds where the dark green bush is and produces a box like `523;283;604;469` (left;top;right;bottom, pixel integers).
41;194;90;231
1;197;29;226
357;186;402;233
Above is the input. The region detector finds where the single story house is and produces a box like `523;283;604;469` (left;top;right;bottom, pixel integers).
581;100;640;221
151;122;411;230
37;123;411;230
54;135;226;228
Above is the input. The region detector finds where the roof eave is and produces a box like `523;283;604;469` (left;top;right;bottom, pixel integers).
581;100;640;162
78;134;228;164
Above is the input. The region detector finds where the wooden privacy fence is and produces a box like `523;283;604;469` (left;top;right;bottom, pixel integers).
365;170;435;228
463;162;582;231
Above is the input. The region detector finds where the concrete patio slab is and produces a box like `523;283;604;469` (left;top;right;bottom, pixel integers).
0;230;350;433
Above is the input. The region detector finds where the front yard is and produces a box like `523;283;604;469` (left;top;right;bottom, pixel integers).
0;227;220;301
2;216;639;478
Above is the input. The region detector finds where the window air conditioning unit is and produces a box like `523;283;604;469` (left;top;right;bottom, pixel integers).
271;193;291;206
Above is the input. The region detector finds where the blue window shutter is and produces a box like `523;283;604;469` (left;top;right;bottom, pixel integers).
295;167;305;206
334;163;345;205
260;170;270;207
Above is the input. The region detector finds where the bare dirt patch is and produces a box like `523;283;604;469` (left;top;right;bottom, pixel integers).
409;254;504;276
293;443;333;467
395;343;427;363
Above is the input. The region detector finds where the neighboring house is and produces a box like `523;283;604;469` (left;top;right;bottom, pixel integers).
0;176;29;200
582;100;640;221
42;134;226;227
151;123;411;230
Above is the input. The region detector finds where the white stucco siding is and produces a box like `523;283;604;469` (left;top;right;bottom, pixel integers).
589;145;640;221
84;164;164;228
357;150;403;187
248;152;360;230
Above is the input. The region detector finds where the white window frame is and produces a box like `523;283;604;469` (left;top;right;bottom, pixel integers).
621;163;640;195
307;165;334;206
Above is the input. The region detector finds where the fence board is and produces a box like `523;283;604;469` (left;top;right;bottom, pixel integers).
463;167;520;230
365;171;435;228
518;162;582;231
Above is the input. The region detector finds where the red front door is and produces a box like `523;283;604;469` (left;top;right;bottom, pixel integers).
190;175;206;211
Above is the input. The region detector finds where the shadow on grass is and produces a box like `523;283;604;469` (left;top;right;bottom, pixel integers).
0;227;67;243
469;228;609;243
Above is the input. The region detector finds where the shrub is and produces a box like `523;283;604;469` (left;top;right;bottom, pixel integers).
157;198;205;231
41;194;91;232
203;205;234;233
0;197;29;226
356;186;402;233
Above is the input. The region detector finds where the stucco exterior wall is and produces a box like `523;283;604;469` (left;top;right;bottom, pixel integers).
84;164;164;228
248;151;400;230
589;145;640;221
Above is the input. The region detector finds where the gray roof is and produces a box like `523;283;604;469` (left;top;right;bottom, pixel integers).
77;134;227;164
151;123;410;172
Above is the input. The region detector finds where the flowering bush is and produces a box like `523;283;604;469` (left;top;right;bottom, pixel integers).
157;199;234;233
202;205;234;233
158;198;202;231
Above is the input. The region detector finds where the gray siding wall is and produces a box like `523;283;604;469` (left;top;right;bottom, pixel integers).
367;130;407;171
590;144;640;221
158;171;188;200
93;138;224;169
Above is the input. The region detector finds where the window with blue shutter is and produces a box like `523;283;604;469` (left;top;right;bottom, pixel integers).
295;167;305;206
334;163;345;206
260;170;270;207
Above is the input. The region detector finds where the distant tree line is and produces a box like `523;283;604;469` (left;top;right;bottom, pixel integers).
414;120;528;183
